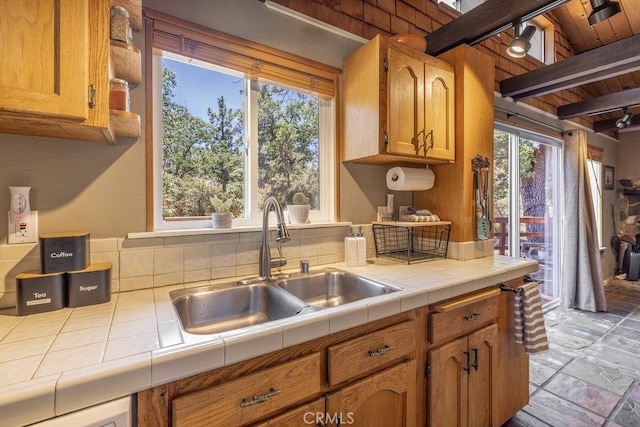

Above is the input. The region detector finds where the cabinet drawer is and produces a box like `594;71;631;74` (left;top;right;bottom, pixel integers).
253;397;325;427
430;288;499;345
327;321;415;386
172;353;321;427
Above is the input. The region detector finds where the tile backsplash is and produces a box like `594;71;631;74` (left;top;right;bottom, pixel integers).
0;225;362;309
0;224;491;310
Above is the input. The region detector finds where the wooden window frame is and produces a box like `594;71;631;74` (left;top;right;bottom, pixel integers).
143;8;340;231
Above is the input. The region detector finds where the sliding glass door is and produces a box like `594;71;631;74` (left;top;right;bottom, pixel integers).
493;124;562;305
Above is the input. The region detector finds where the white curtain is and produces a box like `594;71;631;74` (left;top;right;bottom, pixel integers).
561;130;607;311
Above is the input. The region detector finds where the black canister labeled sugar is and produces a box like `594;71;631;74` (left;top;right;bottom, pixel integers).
66;262;112;308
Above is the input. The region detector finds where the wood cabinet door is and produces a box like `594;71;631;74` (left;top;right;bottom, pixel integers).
424;63;455;161
494;281;529;425
428;336;468;427
386;47;424;157
325;360;416;427
467;323;498;427
0;0;88;121
253;397;325;427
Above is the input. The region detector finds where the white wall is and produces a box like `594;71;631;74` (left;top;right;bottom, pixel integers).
617;129;640;181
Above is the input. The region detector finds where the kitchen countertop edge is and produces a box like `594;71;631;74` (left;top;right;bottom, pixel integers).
1;255;538;425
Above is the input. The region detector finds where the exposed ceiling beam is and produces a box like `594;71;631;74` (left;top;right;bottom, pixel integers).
425;0;570;56
500;34;640;100
506;60;640;100
593;116;640;133
558;88;640;119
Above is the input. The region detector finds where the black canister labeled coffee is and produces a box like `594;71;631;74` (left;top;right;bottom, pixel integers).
39;232;89;274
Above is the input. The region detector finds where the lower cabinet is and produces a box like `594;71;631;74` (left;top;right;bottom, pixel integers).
494;277;530;425
325;361;416;427
426;283;529;427
253;397;325;427
138;309;423;427
428;324;497;427
138;282;529;427
171;353;321;426
255;361;416;427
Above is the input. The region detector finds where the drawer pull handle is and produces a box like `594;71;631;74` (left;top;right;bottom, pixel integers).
464;313;481;321
240;388;280;408
368;345;394;357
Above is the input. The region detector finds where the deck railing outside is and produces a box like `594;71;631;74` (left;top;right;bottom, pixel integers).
493;216;547;257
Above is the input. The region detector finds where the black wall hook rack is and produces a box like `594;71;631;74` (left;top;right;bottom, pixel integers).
497;282;521;293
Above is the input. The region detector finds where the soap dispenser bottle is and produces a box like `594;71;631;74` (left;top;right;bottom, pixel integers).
345;227;358;267
356;226;367;266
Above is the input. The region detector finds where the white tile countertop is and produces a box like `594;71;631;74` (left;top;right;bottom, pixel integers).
0;255;537;426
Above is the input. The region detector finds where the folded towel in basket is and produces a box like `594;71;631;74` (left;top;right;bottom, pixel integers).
399;214;441;222
406;207;432;215
514;281;549;354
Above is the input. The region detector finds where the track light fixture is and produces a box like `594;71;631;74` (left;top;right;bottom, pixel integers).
507;22;537;58
587;0;622;26
615;108;633;129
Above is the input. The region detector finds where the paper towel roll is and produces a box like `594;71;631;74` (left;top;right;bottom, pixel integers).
386;167;435;191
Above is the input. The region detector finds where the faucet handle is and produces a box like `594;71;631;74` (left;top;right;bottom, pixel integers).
269;245;288;269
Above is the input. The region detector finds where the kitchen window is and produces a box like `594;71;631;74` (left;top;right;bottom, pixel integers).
144;10;338;231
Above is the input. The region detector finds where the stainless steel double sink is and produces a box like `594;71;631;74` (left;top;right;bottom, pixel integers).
170;269;400;335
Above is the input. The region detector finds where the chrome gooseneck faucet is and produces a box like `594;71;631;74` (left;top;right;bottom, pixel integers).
259;196;290;279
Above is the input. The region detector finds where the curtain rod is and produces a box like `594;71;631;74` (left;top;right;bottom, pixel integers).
495;106;574;136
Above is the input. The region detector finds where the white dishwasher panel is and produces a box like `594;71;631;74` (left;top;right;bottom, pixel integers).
28;396;131;427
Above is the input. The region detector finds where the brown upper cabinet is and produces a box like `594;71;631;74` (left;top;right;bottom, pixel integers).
0;0;88;121
0;0;141;144
342;35;455;165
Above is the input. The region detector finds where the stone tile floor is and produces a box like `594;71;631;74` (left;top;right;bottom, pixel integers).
505;279;640;427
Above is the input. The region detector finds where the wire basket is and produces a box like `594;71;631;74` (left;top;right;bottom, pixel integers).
372;221;451;264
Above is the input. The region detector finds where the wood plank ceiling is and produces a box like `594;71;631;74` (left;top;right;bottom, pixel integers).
424;0;639;133
549;0;640;131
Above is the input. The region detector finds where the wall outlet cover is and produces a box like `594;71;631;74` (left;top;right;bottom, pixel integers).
7;210;38;244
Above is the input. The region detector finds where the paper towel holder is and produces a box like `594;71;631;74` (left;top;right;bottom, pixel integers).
390;165;431;183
